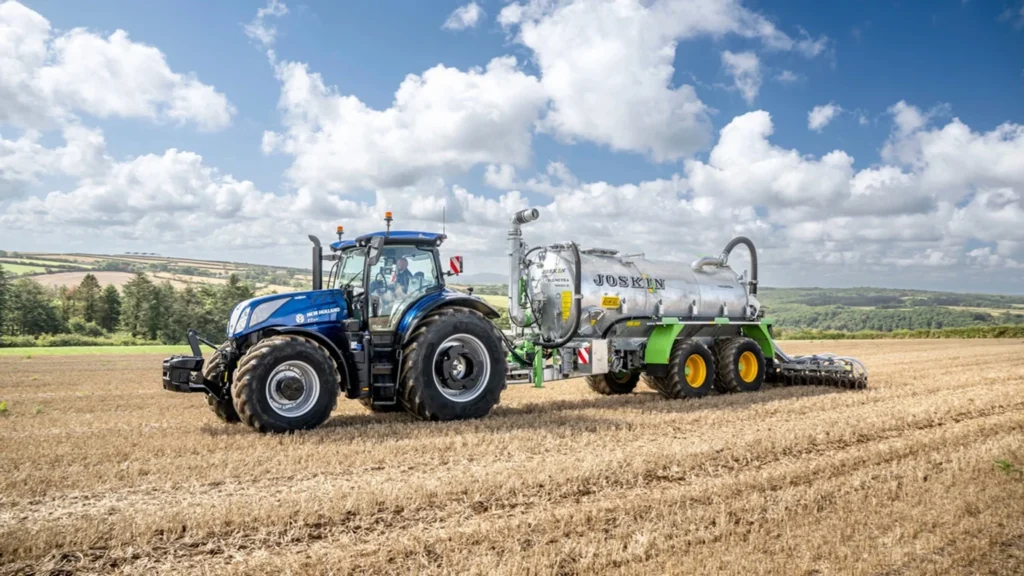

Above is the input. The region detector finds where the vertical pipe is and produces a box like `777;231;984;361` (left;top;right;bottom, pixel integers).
508;208;539;325
308;235;322;291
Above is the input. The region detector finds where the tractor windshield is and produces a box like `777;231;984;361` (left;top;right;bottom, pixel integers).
331;249;366;289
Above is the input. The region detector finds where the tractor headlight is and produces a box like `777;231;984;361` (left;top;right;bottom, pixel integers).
230;307;251;335
249;298;289;327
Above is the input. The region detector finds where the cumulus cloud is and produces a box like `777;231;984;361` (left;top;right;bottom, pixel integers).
0;1;234;131
808;103;842;131
721;50;761;104
443;2;483;30
263;56;548;192
499;0;830;161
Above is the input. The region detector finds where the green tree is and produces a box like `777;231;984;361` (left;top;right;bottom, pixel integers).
0;264;9;334
121;273;155;338
7;278;62;335
97;285;122;332
149;281;175;342
56;285;76;329
77;273;102;323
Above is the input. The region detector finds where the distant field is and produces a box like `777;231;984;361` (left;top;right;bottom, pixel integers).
0;345;188;356
0;257;88;267
31;271;141;289
0;263;47;275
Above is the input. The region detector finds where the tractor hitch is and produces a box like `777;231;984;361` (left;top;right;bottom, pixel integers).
161;330;218;394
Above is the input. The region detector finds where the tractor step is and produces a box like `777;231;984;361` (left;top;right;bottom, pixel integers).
371;382;398;405
371;363;394;375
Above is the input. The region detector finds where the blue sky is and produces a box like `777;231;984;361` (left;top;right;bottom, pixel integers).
2;0;1024;291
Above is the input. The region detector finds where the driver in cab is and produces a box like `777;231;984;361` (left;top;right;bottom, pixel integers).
392;257;412;294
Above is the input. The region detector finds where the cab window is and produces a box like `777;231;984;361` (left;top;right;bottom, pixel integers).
367;245;439;328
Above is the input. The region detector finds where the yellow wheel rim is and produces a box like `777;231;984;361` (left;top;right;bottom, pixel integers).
738;351;758;383
684;354;707;388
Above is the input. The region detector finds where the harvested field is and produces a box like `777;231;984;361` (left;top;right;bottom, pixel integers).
1;339;1022;575
30;271;146;289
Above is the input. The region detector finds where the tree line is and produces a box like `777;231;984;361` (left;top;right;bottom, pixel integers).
0;264;253;345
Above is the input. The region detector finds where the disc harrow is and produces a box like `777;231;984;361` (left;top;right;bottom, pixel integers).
767;350;868;390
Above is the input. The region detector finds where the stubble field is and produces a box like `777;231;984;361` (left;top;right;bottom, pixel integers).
1;339;1022;575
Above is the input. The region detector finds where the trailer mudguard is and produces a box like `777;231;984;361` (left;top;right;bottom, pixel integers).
643;323;686;365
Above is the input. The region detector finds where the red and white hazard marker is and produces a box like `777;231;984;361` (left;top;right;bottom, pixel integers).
449;255;463;275
577;346;590;365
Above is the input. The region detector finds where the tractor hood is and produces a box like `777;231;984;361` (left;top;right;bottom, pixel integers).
227;289;349;338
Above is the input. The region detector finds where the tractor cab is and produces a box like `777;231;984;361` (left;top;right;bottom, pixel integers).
326;230;447;332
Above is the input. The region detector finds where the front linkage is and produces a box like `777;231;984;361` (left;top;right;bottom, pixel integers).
161;329;230;397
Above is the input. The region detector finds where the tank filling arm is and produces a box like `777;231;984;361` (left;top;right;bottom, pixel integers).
691;236;758;296
508;208;539;326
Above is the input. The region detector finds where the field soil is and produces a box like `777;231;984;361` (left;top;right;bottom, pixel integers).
1;340;1022;575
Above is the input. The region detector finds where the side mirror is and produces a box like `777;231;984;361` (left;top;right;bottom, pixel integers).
448;255;463;276
367;235;385;266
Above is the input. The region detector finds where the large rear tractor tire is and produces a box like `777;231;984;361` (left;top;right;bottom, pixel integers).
399;308;506;421
232;335;340;433
586;370;639;395
714;337;765;393
203;345;239;423
649;339;716;399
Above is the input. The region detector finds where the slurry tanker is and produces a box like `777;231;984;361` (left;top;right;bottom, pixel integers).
163;209;867;432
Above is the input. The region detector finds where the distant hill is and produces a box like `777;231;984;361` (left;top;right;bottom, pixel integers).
4;251;1023;334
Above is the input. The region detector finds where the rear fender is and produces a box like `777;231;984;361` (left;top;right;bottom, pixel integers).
398;295;501;345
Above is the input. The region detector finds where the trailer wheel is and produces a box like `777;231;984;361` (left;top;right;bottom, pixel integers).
651;339;715;399
232;335;339;433
203;345;239;423
399;307;506;421
715;337;765;393
586;370;639;395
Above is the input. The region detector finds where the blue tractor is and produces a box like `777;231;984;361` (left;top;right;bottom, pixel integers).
162;212;507;432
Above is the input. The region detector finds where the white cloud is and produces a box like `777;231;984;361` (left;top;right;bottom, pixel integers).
721;50;761;104
263;56;547;192
443;2;483;30
245;0;288;52
808;103;842;131
0;0;234;132
484;163;517;189
776;69;799;83
499;0;831;161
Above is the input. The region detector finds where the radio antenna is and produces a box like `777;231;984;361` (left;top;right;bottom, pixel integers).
442;204;446;235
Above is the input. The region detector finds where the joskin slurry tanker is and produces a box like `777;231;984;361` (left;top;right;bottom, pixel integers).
163;209;867;432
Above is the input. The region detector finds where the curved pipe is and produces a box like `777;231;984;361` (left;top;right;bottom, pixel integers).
720;236;758;295
539;242;581;349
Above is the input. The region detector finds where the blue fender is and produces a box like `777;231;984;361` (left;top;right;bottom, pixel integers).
397;289;501;344
259;325;354;391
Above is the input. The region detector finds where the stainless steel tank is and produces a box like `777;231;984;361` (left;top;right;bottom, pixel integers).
523;246;760;342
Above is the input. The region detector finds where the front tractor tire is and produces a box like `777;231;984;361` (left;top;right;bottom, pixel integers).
399;308;507;421
203;345;239;423
232;335;340;433
586;370;639;395
714;337;765;393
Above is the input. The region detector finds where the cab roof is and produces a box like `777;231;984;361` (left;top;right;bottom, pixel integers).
329;230;446;251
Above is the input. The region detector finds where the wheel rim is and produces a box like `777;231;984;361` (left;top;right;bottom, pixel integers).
738;351;758;383
684;354;706;388
266;360;321;418
432;334;491;403
609;371;632;383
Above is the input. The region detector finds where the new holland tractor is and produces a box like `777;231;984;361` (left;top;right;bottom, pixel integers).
163;209;867;433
